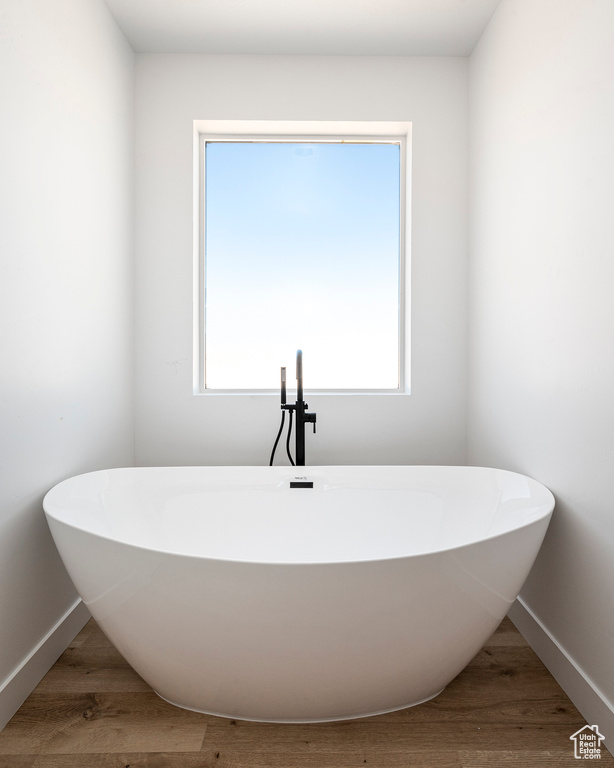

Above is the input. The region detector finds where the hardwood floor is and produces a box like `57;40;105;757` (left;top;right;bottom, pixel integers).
0;616;611;767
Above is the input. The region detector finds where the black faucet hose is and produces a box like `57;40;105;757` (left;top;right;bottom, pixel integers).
269;410;286;466
286;409;296;466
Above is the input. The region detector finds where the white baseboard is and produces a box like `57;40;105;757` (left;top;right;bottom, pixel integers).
509;597;614;752
0;599;91;731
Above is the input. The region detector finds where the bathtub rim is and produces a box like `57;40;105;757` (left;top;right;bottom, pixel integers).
43;464;555;567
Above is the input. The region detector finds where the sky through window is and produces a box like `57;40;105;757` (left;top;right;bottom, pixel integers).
204;140;401;390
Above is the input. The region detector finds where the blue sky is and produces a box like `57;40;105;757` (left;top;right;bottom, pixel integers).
205;141;400;389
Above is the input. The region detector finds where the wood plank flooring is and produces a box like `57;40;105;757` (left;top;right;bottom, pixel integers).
0;616;611;767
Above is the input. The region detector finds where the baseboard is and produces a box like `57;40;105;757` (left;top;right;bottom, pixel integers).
0;599;91;731
508;597;614;752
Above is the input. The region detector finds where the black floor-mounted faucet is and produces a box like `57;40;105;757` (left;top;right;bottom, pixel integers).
289;350;317;466
270;350;316;466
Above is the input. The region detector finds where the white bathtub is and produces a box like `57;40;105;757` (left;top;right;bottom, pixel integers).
43;465;554;723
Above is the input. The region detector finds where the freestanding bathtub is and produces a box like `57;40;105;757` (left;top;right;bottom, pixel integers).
43;465;554;723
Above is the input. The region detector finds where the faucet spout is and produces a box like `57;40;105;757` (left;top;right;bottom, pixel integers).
296;349;303;402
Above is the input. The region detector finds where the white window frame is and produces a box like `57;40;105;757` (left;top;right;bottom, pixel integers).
193;120;411;395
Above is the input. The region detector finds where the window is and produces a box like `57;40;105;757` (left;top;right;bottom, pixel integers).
195;121;410;393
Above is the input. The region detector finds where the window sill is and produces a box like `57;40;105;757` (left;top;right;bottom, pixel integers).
194;389;410;397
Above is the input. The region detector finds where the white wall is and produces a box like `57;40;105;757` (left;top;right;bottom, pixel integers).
134;54;469;466
469;0;614;740
0;0;134;727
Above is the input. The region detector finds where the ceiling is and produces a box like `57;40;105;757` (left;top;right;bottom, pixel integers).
103;0;501;56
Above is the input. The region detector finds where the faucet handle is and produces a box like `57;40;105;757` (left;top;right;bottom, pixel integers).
305;412;317;434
